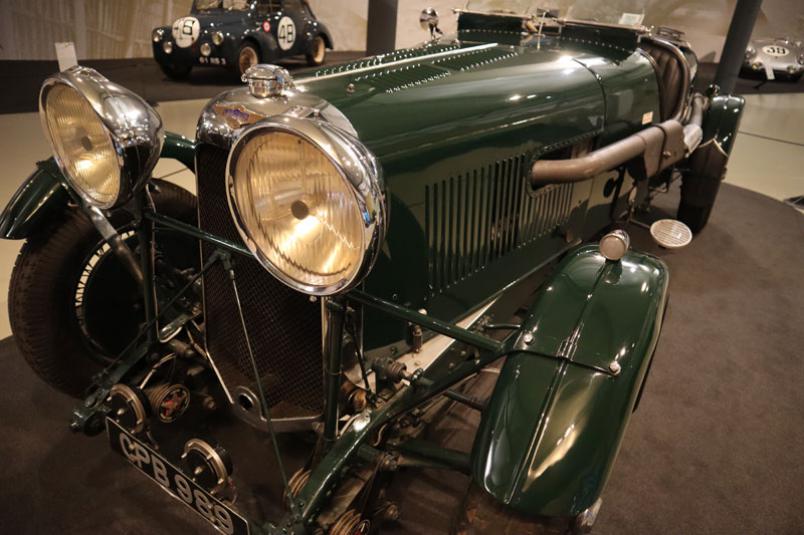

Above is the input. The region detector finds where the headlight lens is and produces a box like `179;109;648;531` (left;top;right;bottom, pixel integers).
40;66;163;209
227;119;385;295
152;28;165;42
42;84;120;207
212;31;224;45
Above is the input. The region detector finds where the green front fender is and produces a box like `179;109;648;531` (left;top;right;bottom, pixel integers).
0;131;195;240
0;158;68;240
471;245;669;517
701;93;745;156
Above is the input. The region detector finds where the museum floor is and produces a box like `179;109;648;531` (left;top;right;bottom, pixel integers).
0;60;802;534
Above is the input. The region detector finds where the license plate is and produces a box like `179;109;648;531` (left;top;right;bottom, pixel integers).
199;56;227;65
107;418;250;535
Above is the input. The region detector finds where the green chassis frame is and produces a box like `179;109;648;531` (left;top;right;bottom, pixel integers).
62;181;529;535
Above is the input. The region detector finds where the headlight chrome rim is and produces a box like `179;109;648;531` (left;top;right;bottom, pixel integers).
226;116;386;296
39;66;164;209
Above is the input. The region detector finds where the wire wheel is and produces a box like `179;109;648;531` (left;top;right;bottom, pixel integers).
238;44;259;75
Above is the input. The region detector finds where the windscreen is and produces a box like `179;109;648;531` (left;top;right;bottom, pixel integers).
464;1;650;27
193;0;250;11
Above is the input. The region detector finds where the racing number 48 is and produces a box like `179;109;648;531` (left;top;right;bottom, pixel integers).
279;23;294;44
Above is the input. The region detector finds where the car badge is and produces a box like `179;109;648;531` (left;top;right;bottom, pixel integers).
212;103;266;130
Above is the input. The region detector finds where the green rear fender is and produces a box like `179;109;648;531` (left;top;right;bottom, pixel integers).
0;131;195;240
471;245;669;517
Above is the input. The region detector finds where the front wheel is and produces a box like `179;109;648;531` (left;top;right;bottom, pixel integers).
306;36;327;66
9;181;197;397
453;484;595;535
237;43;260;76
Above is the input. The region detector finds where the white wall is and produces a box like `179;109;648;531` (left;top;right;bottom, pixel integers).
0;0;194;60
307;0;368;52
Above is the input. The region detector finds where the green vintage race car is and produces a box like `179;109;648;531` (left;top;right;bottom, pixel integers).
0;5;748;535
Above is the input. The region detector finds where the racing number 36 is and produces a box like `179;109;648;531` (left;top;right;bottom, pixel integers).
277;16;296;51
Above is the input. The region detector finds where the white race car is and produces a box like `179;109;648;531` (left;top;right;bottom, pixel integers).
742;37;803;81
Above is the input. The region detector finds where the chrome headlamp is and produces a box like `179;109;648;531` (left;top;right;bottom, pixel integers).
39;66;163;209
226;116;386;296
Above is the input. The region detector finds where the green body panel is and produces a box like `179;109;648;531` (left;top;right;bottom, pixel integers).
162;131;198;170
471;245;669;517
701;93;745;155
297;31;660;353
0;159;68;240
0;132;196;240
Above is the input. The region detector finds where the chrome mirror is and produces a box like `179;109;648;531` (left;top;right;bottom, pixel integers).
420;7;442;39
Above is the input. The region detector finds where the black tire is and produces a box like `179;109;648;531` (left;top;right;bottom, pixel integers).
452;484;575;535
678;141;729;233
237;42;260;76
306;35;327;66
159;61;192;80
9;181;197;397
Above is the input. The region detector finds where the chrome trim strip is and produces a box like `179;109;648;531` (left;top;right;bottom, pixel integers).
297;43;498;84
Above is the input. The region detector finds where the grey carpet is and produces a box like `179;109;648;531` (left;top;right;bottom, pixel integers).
0;182;802;534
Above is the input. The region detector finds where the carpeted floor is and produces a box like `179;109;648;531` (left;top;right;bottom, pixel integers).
0;182;802;534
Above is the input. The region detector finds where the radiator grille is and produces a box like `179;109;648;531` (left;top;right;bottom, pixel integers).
425;156;574;294
196;145;323;417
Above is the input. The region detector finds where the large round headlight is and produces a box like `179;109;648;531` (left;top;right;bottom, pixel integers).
227;117;386;295
39;66;163;208
42;83;121;207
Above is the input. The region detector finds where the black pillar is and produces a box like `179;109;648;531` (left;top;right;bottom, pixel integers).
714;0;763;94
366;0;399;55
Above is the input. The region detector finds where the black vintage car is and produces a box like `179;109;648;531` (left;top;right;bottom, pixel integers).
152;0;334;79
